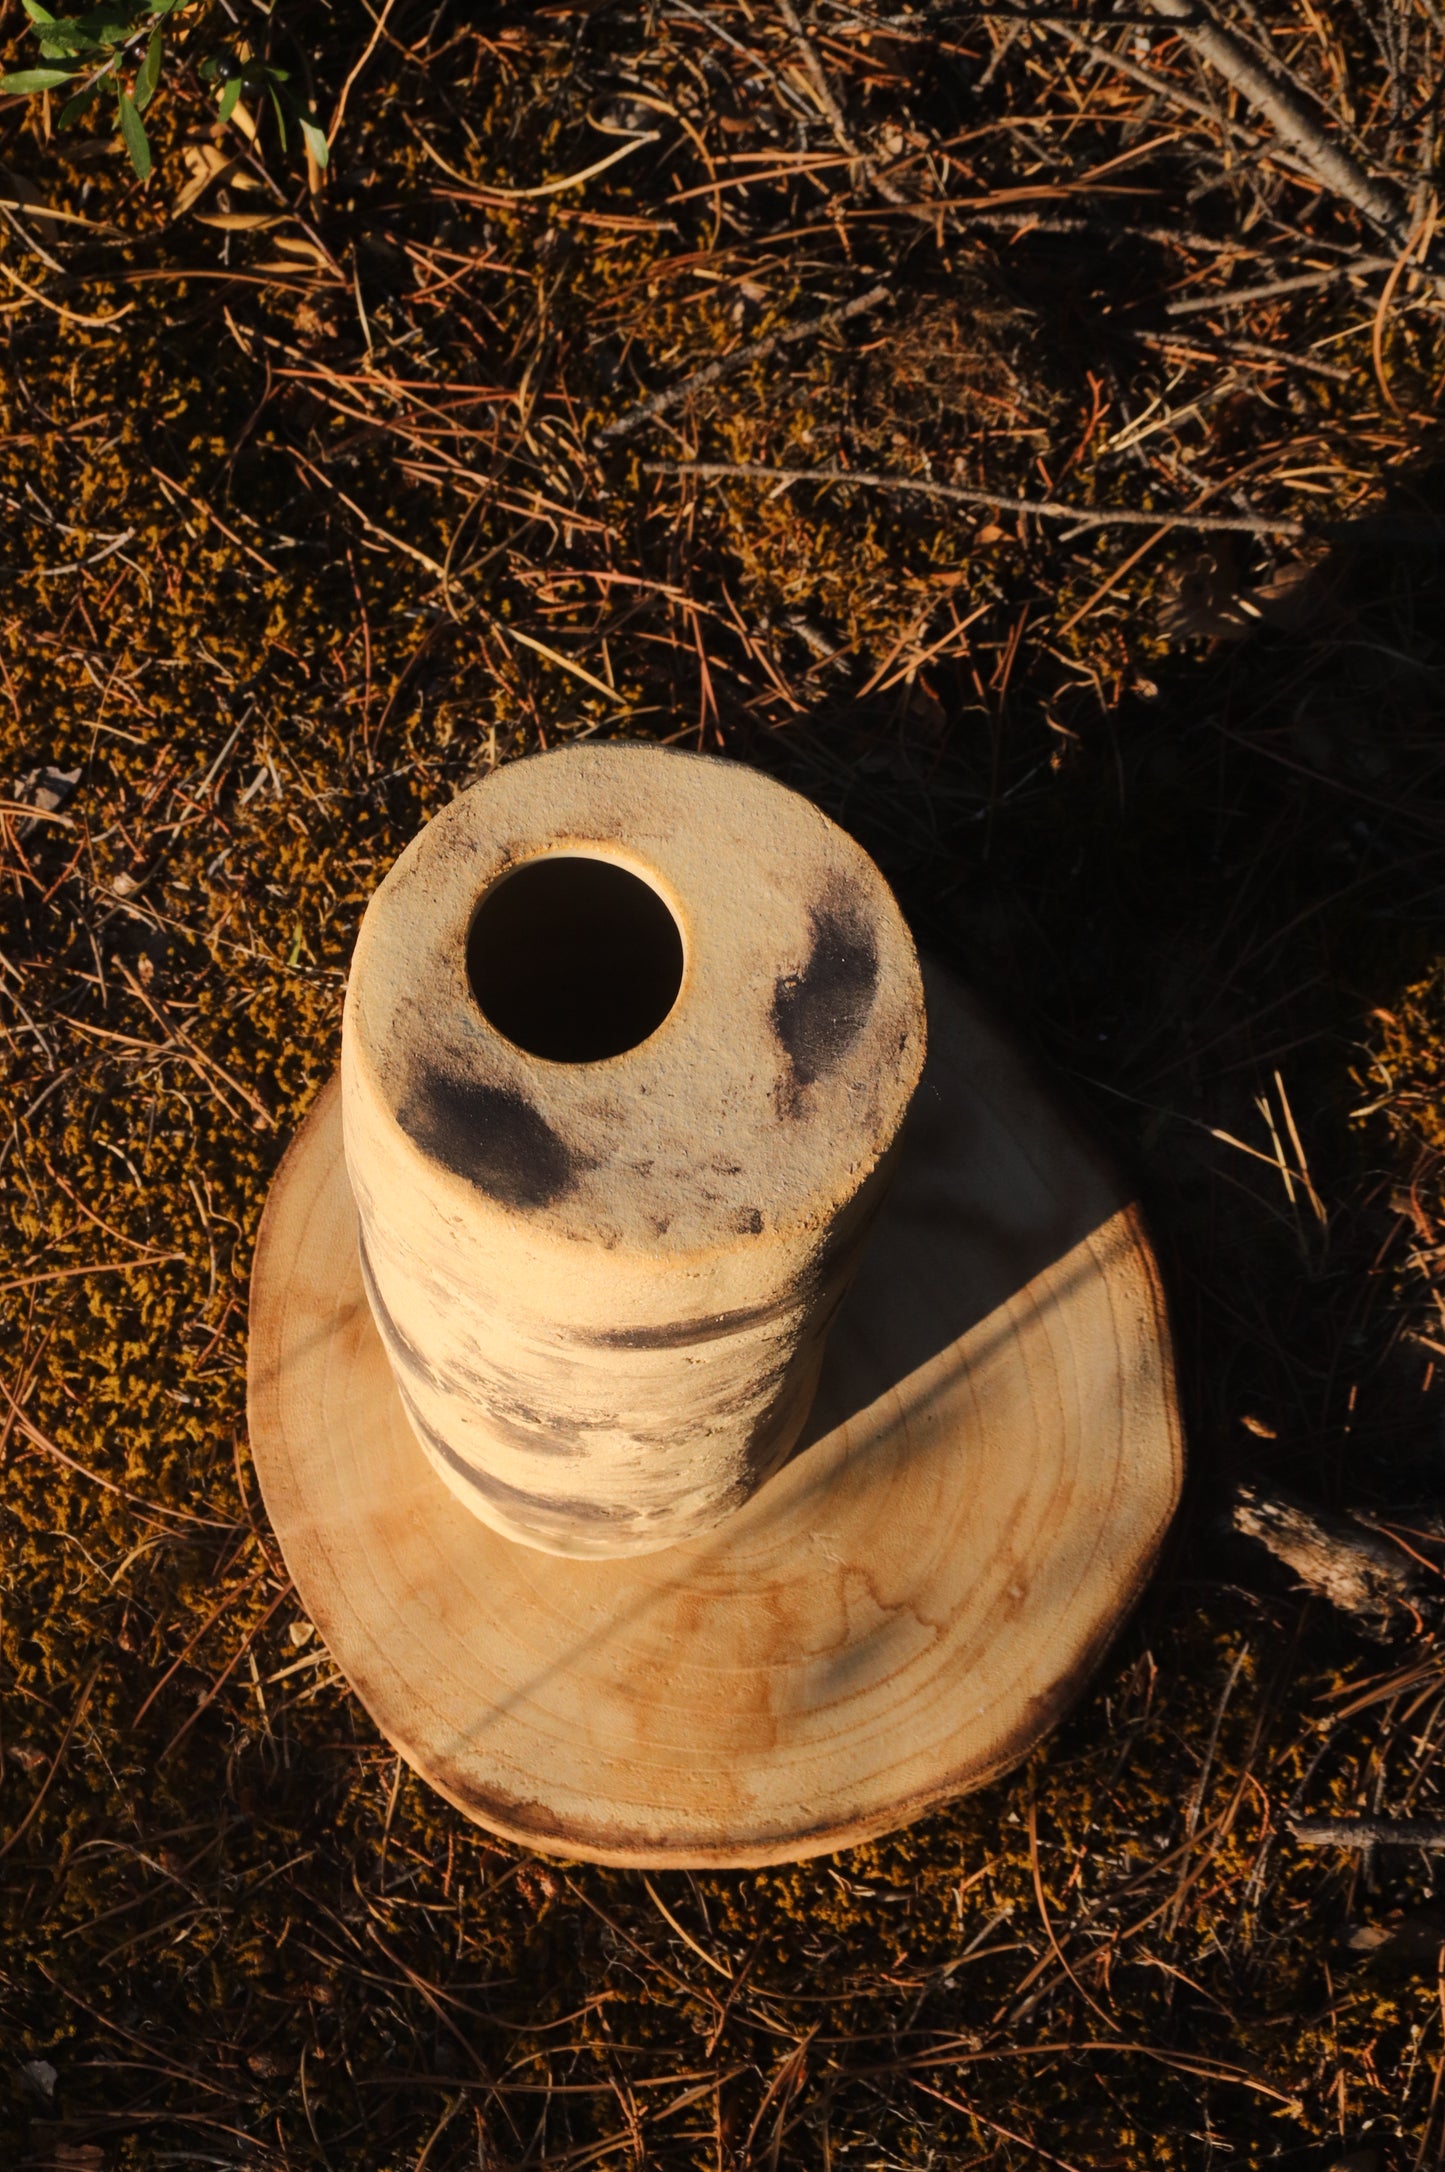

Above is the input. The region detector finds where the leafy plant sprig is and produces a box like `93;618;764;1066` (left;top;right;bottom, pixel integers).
198;44;328;171
0;0;328;180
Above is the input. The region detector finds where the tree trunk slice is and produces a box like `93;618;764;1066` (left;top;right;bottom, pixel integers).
247;967;1181;1868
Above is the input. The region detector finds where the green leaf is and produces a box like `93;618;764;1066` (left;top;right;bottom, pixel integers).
268;82;286;150
34;12;133;52
22;1;58;23
134;22;161;108
0;65;77;91
217;72;240;120
299;115;328;171
73;6;139;38
36;23;103;53
36;13;117;51
117;85;150;177
57;78;100;125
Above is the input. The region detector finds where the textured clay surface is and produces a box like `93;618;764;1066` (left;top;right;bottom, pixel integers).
340;746;926;1556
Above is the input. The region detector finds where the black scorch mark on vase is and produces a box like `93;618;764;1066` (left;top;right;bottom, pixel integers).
771;899;879;1101
398;1384;636;1532
358;1233;447;1393
399;1071;578;1209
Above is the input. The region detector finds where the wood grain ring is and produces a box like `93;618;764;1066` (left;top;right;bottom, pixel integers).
247;965;1181;1868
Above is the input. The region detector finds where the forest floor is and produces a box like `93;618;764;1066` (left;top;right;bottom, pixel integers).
3;1;1445;2166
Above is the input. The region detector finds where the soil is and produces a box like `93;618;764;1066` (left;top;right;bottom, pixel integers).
3;2;1445;2167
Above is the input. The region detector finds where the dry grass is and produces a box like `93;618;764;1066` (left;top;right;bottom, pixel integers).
3;0;1445;2165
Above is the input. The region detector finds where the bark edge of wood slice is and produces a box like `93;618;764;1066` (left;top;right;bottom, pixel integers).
247;965;1182;1868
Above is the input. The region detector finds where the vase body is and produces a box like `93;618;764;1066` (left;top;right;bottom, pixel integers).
341;744;925;1558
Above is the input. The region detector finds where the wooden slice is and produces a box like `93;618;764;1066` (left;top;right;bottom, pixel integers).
247;967;1181;1868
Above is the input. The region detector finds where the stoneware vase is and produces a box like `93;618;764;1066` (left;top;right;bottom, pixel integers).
341;745;926;1557
248;744;1182;1867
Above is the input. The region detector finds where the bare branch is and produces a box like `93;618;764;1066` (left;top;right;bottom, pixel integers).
645;460;1307;536
1232;1483;1419;1627
1291;1817;1445;1850
1146;0;1413;246
596;285;891;446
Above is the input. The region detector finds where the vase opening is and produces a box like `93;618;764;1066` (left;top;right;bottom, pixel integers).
466;853;684;1064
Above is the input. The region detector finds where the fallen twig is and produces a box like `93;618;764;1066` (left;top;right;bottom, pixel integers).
1233;1483;1420;1628
1133;328;1354;381
775;0;908;205
1163;259;1395;317
645;460;1307;537
596;284;890;444
1145;0;1416;252
1290;1816;1445;1850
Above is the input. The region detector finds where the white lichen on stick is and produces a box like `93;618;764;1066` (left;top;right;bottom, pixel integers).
1232;1482;1420;1627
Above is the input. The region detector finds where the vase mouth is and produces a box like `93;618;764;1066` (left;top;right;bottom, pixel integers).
346;743;927;1259
466;850;685;1065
